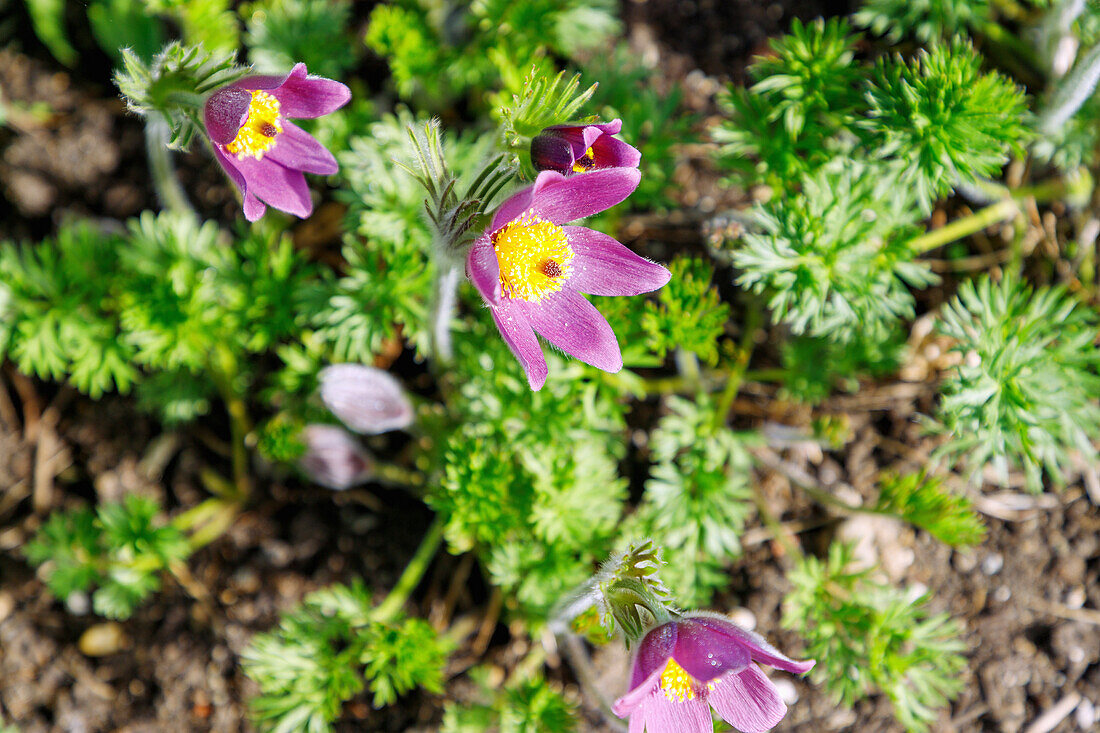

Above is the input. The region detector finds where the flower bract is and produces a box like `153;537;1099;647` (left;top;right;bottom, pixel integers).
530;119;641;176
612;614;815;733
466;168;670;390
203;63;350;221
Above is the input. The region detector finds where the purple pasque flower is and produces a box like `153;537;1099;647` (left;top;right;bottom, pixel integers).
612;613;815;733
466;167;670;391
203;63;350;222
530;119;641;176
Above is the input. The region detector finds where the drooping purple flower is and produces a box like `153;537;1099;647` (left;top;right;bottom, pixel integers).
612;614;815;733
466;168;670;391
530;119;641;176
203;63;350;221
298;424;373;490
318;364;414;435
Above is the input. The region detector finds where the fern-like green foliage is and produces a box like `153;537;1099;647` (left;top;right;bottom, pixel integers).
783;543;967;732
780;331;906;404
933;273;1100;492
441;669;578;732
627;396;753;607
499;69;597;153
115;41;248;150
863;41;1030;211
24;495;191;619
0;222;137;398
241;0;356;77
735;160;938;344
640;257;730;366
854;0;991;42
873;472;986;546
243;582;452;732
366;0;618;111
144;0;239;52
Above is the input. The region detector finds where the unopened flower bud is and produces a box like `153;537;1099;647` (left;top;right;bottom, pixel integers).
298;424;373;490
318;364;414;434
529;119;640;176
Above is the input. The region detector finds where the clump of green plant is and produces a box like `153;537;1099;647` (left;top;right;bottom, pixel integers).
441;669;578;732
24;495;190;619
784;542;968;732
933;273;1100;491
243;581;452;732
872;472;986;546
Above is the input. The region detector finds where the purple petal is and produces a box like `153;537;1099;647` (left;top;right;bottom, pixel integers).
708;665;787;733
266;121;338;175
318;364;413;434
530;133;576;175
673;619;751;685
564;226;670;296
490;299;548;391
632;623;678;688
204;87;251;144
212;145;267;221
580;125;602;150
239;63;351;119
614;666;664;717
529;167;641;224
592;134;642;169
490;171;564;232
686;613;816;675
232;155;313;219
298;424;373;490
515;290;622;374
638;691;713;733
466;234;500;304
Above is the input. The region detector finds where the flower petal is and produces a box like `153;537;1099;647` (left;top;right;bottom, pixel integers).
490;171;564;232
638;691;713;733
632;623;678;688
564;226;670;296
592;134;642;169
232;155;313;219
244;63;351;119
267;121;338;175
298;424;373;490
467;234;500;304
213;145;267;221
613;666;664;717
529;167;640;224
516;290;622;374
490;299;548;391
686;613;816;675
673;619;752;685
318;364;413;434
707;665;787;733
204;87;251;144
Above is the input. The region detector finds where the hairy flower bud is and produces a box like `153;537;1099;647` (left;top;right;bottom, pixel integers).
318;364;414;434
298;424;373;490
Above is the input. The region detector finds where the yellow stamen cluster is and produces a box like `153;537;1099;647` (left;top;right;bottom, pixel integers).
660;659;699;703
572;146;596;173
493;214;574;302
225;90;283;160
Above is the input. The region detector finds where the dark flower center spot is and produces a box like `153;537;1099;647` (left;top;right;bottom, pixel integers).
259;122;280;138
540;259;563;278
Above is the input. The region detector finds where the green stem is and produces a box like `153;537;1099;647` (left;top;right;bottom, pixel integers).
207;347;253;501
371;462;426;489
911;198;1019;254
145;115;195;217
713;299;763;430
372;514;445;622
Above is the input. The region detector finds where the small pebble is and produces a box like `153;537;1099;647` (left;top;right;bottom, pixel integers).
993;585;1012;603
66;590;90;616
79;622;129;656
1076;698;1096;729
953;551;979;573
1066;586;1087;610
0;591;14;624
1068;646;1086;664
906;583;928;603
981;552;1004;575
773;678;798;705
729;607;756;631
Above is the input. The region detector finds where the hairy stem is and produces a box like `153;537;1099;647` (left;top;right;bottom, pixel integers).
911;198;1020;254
430;261;461;364
372;513;445;622
145;115;195;217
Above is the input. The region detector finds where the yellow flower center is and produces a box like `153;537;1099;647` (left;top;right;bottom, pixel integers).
572;146;596;173
493;214;574;302
225;90;283;160
660;658;699;703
